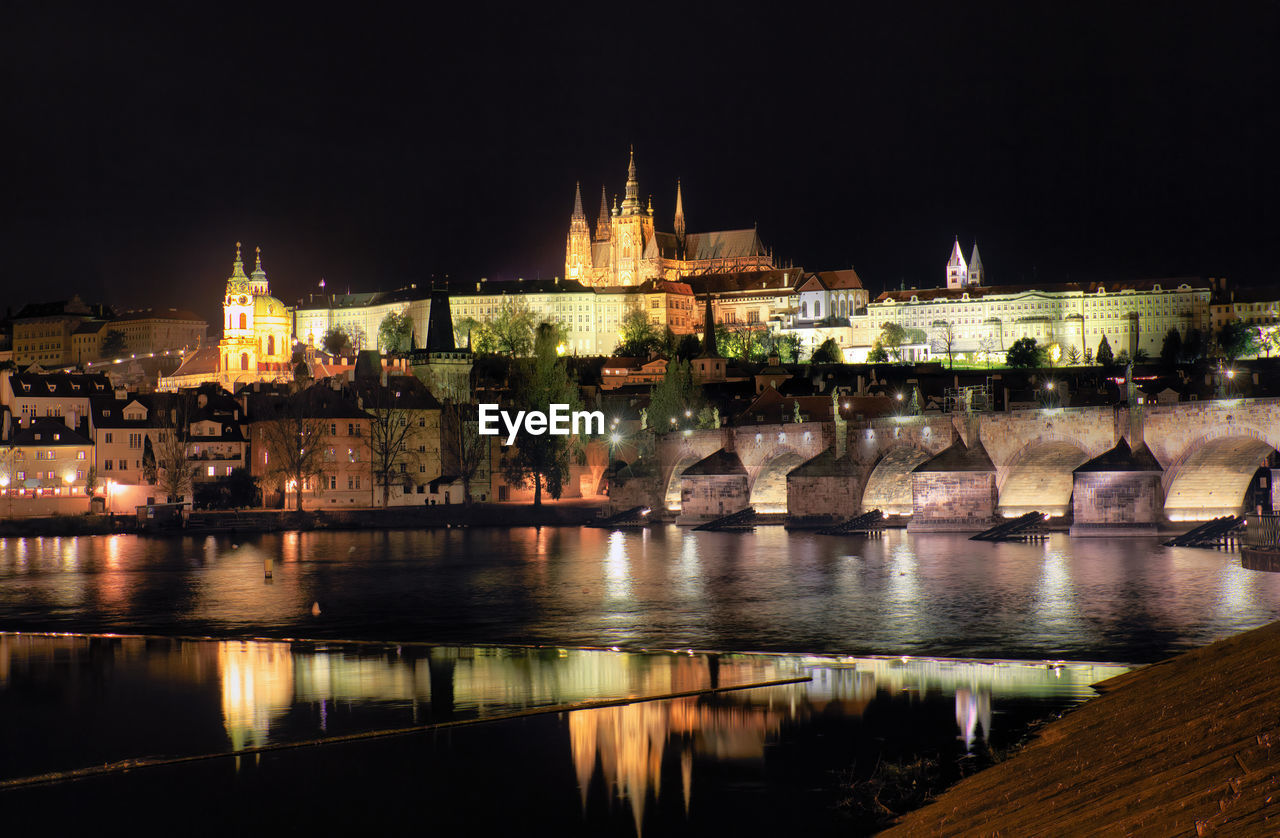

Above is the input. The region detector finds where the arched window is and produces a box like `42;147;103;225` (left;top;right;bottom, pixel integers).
800;302;807;318
238;313;247;330
268;335;275;356
240;353;249;371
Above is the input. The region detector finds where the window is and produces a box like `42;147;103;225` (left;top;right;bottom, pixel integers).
207;466;215;476
103;461;113;471
129;433;142;449
353;477;360;490
118;459;127;470
347;423;353;436
267;335;275;355
238;314;247;330
240;353;249;370
77;450;85;460
331;423;338;436
399;463;407;473
348;476;354;490
329;476;337;490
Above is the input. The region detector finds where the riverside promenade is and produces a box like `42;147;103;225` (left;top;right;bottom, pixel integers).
887;620;1280;836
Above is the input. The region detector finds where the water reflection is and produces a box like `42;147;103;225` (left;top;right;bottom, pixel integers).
0;529;1277;663
567;656;1128;834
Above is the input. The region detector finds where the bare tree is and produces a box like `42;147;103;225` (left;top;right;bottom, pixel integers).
930;320;957;369
153;394;196;503
365;388;421;507
257;393;331;512
442;402;489;505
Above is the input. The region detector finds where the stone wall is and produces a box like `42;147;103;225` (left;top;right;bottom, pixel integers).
677;474;749;525
1070;472;1163;535
909;472;997;531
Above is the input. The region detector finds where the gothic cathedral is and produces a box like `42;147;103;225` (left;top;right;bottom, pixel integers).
565;150;775;287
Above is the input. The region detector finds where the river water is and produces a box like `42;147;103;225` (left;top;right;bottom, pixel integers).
1;527;1277;662
2;527;1277;834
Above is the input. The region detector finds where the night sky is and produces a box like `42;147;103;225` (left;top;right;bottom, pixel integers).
4;3;1277;327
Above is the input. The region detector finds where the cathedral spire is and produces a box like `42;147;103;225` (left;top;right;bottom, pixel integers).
946;236;968;289
674;179;686;246
595;184;611;240
699;294;719;358
571;181;585;220
621;146;641;214
968;241;984;286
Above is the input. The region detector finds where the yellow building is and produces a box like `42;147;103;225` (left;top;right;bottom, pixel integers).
161;244;294;391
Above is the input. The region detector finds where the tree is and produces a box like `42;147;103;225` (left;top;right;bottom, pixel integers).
878;323;908;361
1217;321;1259;361
322;327;353;357
1005;337;1044;368
867;344;889;363
674;333;702;360
502;323;581;506
258;392;332;512
153;396;196;504
647;359;702;432
930;321;957;368
476;297;537;357
100;330;127;359
364;387;420;507
618;307;661;357
1182;328;1204;362
811;338;842;364
1065;345;1082;366
453;316;483;350
224;468;260;508
378;310;414;353
1160;328;1183;367
442;402;489;505
978;335;999;370
1096;335;1115;367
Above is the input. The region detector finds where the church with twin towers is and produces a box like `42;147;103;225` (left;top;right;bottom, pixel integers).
565;149;776;287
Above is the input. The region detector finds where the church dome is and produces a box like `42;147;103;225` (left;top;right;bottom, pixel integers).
254;294;289;318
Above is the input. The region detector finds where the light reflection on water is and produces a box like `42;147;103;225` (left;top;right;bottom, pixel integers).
0;633;1127;835
0;527;1276;662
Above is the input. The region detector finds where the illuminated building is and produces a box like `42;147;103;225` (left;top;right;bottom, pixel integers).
565;150;774;287
161;244;293;390
293;284;432;352
12;296;115;367
0;411;93;516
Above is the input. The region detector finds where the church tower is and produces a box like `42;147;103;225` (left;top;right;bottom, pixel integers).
564;182;593;282
946;237;969;289
594;185;611;242
968;242;984;287
673;179;686;257
608;148;655;286
222;242;257;376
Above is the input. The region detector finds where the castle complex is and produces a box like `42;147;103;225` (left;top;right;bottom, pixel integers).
565;150;774;286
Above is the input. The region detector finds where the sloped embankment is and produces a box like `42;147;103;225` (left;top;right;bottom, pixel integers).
886;621;1280;836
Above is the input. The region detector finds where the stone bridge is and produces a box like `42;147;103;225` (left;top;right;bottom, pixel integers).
631;398;1280;524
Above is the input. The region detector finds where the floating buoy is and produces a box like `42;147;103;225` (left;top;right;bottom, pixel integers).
264;557;273;579
311;602;321;617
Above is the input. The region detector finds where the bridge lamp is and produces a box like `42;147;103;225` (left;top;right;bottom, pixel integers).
610;432;621;445
1227;369;1235;380
1046;381;1055;390
895;392;903;401
684;409;692;418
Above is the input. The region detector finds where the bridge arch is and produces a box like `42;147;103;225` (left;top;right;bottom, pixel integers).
749;449;809;513
861;444;933;517
663;451;706;512
996;436;1094;518
1162;426;1279;521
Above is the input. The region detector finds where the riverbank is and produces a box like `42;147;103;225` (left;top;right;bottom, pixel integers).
0;500;605;537
885;619;1280;835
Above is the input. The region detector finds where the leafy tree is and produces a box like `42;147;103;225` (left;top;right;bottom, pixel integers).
647;359;703;432
1160;328;1183;367
811;338;842;364
1005;337;1044;368
1096;335;1115;367
322;327;353;357
475;297;536;357
100;330;127;359
1132;347;1150;364
502;323;581;506
1182;328;1204;362
674;333;702;360
878;323;908;362
453;316;483;350
1217;321;1259;361
378;310;414;353
257;391;332;512
930;321;957;369
718;323;771;362
867;344;889;363
618;307;661;357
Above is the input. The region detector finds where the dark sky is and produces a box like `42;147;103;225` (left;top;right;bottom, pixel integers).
4;3;1277;327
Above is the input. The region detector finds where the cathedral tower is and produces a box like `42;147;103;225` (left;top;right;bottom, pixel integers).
608;148;655;285
968;242;984;287
594;185;611;242
946;237;969;289
565;182;593;281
